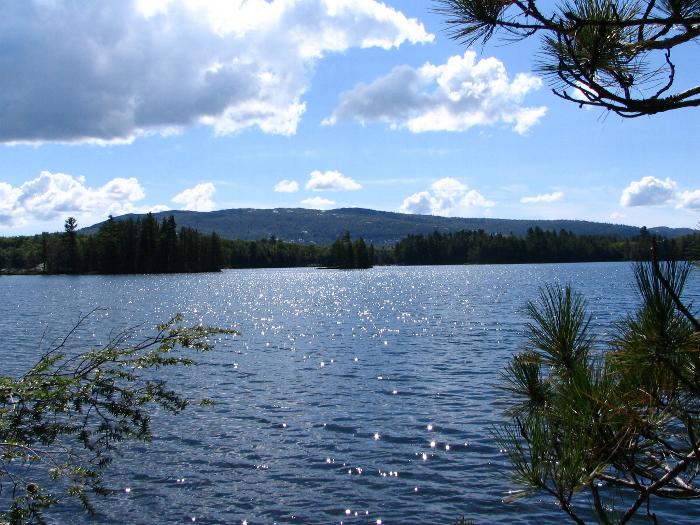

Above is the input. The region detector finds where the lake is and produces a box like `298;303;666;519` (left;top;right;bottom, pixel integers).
2;263;699;524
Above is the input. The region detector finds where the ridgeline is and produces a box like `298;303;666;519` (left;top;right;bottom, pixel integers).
82;207;694;245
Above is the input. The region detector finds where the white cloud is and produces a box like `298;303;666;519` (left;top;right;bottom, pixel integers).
620;176;677;207
568;81;595;110
677;189;700;210
0;0;431;144
306;170;362;192
399;191;434;215
325;51;547;134
144;204;172;214
0;171;151;227
618;177;700;212
274;179;300;193
0;183;23;226
610;211;626;220
301;196;336;209
521;191;564;204
400;177;494;216
172;182;216;211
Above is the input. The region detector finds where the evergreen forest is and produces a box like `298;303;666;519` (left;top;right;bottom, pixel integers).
0;215;224;274
0;215;698;274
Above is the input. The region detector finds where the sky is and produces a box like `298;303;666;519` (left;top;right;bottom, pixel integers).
0;0;698;235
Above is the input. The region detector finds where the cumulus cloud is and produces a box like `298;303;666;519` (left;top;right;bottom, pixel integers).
301;196;335;209
172;182;216;211
620;176;677;207
0;0;432;144
0;171;152;227
0;183;23;226
677;190;700;211
274;179;300;193
306;170;362;192
619;176;700;212
521;191;564;204
610;212;626;220
324;51;547;134
400;177;494;216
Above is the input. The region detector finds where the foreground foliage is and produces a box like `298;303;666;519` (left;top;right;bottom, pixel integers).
0;314;236;524
436;0;700;117
497;258;700;523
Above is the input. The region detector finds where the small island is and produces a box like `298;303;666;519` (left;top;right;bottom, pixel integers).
328;231;373;269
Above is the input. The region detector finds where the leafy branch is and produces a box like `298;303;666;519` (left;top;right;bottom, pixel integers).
0;313;237;524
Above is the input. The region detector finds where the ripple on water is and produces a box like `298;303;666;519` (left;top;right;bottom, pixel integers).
1;264;699;523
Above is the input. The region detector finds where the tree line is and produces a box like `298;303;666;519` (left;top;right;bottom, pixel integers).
221;231;373;269
383;226;698;265
0;214;224;274
1;219;698;274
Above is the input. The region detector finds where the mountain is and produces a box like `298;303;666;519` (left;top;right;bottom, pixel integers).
84;208;696;245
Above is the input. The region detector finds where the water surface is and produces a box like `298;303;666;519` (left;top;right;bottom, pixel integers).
2;263;698;524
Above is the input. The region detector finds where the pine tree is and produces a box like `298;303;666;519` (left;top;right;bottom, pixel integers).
353;237;371;269
436;0;700;117
496;256;700;523
63;217;79;273
96;215;119;273
138;213;159;273
158;215;178;272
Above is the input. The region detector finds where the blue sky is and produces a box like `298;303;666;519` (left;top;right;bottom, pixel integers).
0;0;698;235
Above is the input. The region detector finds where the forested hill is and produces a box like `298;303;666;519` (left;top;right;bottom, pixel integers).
84;208;694;245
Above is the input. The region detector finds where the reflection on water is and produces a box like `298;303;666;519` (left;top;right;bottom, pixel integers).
1;263;698;524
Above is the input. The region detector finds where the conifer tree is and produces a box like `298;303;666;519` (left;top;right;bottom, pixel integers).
62;217;79;273
436;0;700;116
495;256;700;523
158;216;178;272
353;237;371;269
138;213;159;273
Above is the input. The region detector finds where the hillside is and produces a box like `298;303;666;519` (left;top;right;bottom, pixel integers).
84;208;695;245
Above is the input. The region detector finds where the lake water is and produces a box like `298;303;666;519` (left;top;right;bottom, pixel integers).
2;263;699;524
